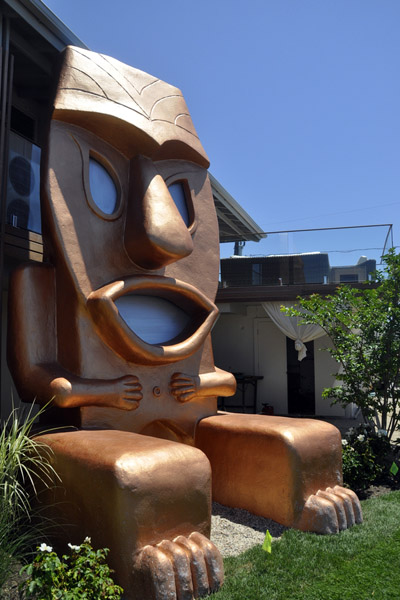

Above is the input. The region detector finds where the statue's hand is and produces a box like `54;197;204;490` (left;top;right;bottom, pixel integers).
113;375;142;410
170;372;199;403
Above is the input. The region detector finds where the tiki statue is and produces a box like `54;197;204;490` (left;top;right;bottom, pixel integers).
8;47;362;599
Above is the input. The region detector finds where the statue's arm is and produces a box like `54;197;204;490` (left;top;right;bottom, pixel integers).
34;367;142;411
7;264;141;410
170;367;236;403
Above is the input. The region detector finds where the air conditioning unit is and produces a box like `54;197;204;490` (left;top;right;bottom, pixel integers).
6;131;41;234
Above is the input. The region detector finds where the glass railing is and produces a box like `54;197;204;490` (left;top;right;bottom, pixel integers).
219;224;393;288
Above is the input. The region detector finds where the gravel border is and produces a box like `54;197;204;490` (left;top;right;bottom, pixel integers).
211;502;288;557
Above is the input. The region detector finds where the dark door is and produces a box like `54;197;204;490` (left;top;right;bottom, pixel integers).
286;338;315;415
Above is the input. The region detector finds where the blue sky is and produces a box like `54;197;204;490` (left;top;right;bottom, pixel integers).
43;0;400;263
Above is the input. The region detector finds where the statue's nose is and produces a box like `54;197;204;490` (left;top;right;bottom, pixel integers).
124;156;194;270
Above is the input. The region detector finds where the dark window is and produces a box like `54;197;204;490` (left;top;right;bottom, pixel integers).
287;338;315;415
10;107;35;142
340;274;358;282
252;263;262;285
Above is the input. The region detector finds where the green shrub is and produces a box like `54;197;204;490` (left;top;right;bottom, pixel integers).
285;250;400;442
20;538;123;599
341;424;395;490
0;404;59;589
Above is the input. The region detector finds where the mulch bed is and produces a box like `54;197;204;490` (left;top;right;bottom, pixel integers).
0;562;26;600
356;481;400;500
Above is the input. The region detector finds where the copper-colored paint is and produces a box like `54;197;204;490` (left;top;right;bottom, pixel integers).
7;46;361;599
36;429;216;597
195;414;362;533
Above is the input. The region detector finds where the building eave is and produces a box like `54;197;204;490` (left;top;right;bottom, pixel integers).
209;173;265;243
3;0;88;50
216;282;378;303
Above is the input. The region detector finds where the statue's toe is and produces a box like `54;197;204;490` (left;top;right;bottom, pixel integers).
133;532;223;600
295;485;363;534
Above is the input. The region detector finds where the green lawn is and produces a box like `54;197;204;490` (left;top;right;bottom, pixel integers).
207;491;400;600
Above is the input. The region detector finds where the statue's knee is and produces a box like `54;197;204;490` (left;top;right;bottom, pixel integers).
38;429;212;545
195;414;342;525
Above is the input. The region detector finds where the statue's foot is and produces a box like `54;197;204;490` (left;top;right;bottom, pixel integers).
296;485;363;534
133;532;224;600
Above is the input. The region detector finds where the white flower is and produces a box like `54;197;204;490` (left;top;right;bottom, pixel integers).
341;439;348;446
357;434;365;442
68;543;81;552
39;543;53;552
84;536;91;544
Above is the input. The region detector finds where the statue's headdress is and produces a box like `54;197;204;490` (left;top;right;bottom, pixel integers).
52;46;209;167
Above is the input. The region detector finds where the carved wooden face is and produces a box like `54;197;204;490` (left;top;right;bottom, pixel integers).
42;118;220;366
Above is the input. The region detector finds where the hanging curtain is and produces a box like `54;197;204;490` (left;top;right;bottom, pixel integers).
261;301;325;361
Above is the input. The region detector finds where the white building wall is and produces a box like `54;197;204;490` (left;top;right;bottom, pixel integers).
314;335;344;416
212;311;255;409
213;303;347;417
254;318;287;413
212;312;254;374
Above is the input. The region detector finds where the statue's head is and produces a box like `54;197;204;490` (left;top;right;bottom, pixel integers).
42;47;220;367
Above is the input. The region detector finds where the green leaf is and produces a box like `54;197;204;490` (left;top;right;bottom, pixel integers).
262;529;273;554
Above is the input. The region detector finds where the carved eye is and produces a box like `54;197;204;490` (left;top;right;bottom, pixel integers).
168;181;191;227
89;157;118;215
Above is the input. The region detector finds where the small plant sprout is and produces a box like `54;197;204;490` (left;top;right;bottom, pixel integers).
262;530;273;554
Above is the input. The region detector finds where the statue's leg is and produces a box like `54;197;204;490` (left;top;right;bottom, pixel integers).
37;429;223;599
195;414;362;534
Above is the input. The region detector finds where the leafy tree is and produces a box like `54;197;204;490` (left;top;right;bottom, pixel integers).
286;249;400;441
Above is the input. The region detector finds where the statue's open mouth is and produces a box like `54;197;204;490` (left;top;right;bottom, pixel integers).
87;276;218;365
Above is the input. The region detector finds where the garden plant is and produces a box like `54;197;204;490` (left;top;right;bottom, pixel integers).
20;537;123;599
341;423;397;491
0;404;58;591
286;249;400;442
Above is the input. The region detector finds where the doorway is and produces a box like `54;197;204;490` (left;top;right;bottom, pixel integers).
286;338;315;415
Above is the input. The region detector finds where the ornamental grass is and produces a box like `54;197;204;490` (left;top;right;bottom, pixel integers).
0;404;59;590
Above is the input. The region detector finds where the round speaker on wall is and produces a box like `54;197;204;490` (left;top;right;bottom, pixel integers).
9;156;35;196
